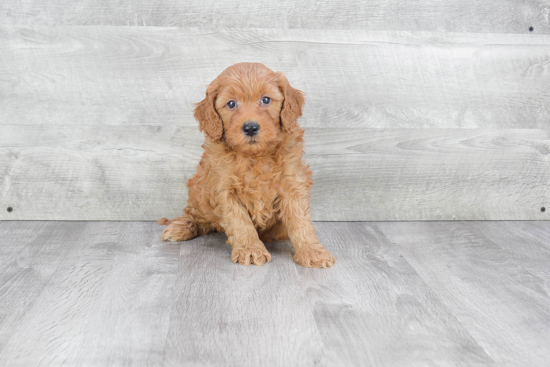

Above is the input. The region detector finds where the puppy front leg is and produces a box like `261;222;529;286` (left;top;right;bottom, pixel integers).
281;192;336;268
219;197;271;266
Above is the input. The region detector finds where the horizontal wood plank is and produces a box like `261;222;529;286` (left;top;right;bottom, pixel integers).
2;26;549;221
1;26;550;129
1;125;548;221
0;1;548;34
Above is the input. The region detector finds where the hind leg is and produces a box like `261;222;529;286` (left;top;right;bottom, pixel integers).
259;221;289;243
158;210;213;242
158;214;197;242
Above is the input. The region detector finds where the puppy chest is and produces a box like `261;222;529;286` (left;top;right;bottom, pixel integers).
232;162;282;228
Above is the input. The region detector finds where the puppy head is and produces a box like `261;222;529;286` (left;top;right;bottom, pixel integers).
194;62;304;154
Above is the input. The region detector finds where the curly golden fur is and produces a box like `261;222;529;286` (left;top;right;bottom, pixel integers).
158;63;335;268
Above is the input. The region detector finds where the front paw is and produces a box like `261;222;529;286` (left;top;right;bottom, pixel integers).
294;244;336;268
231;243;272;266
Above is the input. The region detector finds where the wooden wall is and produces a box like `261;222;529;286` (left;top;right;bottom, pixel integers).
1;1;549;221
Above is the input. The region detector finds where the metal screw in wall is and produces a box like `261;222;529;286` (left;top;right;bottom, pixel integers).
529;27;534;32
7;207;13;213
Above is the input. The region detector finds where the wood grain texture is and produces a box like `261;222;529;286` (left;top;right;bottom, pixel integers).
2;26;550;221
1;125;548;221
0;222;86;354
306;222;494;367
377;221;550;367
2;221;550;366
2;26;550;130
0;221;180;366
163;232;325;366
0;0;548;34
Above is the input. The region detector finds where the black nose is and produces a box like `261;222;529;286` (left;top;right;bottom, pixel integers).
242;122;259;136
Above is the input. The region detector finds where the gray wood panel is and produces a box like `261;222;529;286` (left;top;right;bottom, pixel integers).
0;1;548;34
2;26;550;130
1;126;548;221
377;221;550;367
2;221;550;366
2;26;549;221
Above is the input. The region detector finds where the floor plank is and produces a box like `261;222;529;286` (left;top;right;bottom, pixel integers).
1;221;549;366
377;221;550;367
0;222;180;366
162;232;325;366
306;222;494;367
0;222;86;354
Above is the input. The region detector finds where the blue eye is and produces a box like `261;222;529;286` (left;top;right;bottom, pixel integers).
261;96;271;105
227;100;236;109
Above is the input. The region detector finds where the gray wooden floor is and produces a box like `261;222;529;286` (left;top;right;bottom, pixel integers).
1;221;549;366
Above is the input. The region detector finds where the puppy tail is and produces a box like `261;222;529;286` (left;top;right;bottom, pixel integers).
156;217;173;226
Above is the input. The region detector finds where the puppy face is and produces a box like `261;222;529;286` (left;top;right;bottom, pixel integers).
194;63;304;155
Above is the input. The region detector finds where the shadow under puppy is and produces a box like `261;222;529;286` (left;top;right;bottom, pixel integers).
158;62;335;268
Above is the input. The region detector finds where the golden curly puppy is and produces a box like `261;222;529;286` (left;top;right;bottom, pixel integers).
158;63;335;268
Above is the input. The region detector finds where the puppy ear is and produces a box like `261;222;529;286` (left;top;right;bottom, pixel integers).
194;84;223;142
277;73;305;133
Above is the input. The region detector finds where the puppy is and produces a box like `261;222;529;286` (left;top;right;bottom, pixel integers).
158;63;335;268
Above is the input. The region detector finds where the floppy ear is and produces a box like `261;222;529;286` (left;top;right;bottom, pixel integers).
194;84;223;142
277;73;305;133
